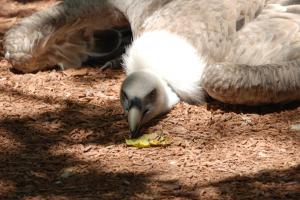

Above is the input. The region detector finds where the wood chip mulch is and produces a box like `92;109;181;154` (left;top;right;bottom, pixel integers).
0;1;299;199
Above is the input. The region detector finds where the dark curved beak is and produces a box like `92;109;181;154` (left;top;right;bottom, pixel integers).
128;106;143;138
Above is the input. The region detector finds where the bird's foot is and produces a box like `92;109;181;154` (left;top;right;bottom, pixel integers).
100;57;123;71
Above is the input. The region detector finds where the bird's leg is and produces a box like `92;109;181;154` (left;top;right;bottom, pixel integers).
100;57;123;71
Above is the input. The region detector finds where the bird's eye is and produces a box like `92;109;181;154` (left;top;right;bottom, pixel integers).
148;89;156;99
143;108;150;116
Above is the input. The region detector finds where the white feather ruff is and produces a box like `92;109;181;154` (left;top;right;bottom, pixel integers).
123;30;206;103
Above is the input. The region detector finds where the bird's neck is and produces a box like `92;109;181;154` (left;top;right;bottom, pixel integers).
160;79;181;110
123;30;207;103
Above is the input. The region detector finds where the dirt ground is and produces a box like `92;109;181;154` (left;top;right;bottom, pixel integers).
0;1;299;200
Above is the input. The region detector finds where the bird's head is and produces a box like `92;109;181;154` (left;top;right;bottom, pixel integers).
120;71;174;138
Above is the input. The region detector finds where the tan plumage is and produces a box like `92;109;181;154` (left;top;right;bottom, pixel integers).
204;0;300;104
121;0;300;105
120;0;300;135
4;0;128;72
3;0;300;135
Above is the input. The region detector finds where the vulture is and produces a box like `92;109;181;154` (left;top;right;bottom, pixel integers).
4;0;300;137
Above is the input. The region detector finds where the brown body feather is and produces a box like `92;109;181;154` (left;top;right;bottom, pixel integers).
3;0;300;104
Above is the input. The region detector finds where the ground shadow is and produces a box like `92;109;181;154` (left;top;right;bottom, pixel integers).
205;165;300;200
0;84;129;145
0;117;197;199
207;99;300;115
0;92;198;200
0;143;152;200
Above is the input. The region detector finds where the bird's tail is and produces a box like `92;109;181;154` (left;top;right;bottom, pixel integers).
4;0;127;73
201;60;300;105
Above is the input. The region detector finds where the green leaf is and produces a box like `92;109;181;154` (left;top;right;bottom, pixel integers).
125;131;171;148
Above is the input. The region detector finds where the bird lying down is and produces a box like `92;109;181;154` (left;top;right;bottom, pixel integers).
4;0;300;138
119;0;300;137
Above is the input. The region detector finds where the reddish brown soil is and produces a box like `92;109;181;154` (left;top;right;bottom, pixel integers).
0;1;299;200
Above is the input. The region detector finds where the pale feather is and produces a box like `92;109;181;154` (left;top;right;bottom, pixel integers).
203;1;300;104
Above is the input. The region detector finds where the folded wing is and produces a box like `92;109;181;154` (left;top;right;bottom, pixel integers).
202;1;300;104
4;0;128;73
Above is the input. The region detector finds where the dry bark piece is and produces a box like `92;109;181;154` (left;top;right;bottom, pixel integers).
62;68;89;77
